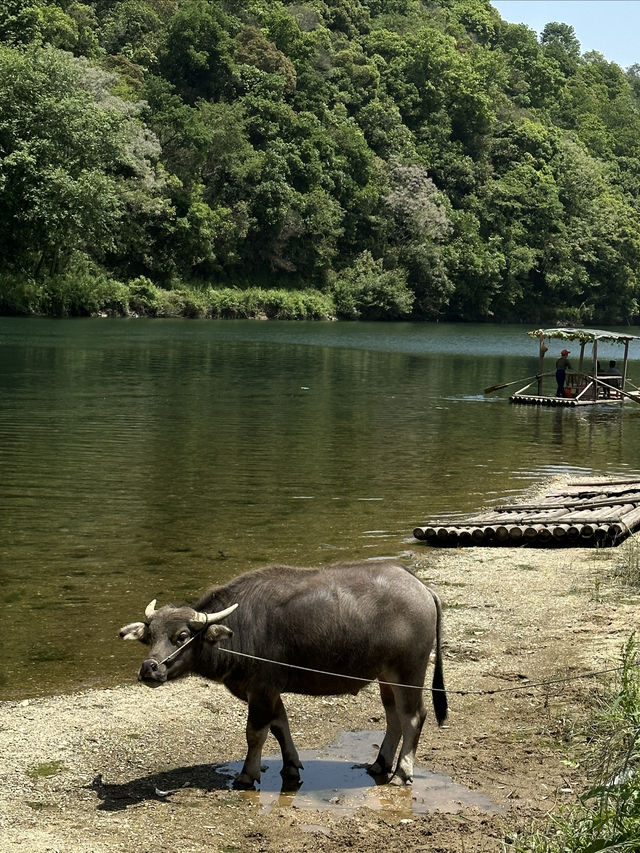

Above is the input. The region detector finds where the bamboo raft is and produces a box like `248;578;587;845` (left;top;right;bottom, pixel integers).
484;327;640;407
413;478;640;548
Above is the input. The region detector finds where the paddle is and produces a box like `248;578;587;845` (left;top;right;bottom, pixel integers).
484;372;553;394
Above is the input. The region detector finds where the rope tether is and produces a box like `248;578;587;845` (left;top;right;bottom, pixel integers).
218;647;634;697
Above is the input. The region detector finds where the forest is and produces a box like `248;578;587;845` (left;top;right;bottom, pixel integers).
2;0;640;323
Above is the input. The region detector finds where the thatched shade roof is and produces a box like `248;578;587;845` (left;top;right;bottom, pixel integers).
528;327;639;344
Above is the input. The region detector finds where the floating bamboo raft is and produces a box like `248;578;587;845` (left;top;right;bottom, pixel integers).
413;478;640;548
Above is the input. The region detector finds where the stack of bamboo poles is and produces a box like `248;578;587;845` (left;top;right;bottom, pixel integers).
413;478;640;548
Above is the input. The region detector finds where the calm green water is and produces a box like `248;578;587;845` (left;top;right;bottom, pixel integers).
1;318;640;699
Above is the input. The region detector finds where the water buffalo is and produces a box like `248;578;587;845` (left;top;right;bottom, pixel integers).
119;560;447;786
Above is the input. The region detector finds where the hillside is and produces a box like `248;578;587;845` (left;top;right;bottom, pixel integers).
2;0;640;322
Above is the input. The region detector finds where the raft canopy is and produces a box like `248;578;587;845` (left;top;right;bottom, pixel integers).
507;326;640;406
529;327;640;344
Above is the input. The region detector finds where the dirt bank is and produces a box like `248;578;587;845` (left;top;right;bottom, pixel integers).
2;536;639;853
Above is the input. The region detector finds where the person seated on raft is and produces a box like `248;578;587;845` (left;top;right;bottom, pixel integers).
603;360;622;396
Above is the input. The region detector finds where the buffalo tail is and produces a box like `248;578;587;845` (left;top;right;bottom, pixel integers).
430;590;448;725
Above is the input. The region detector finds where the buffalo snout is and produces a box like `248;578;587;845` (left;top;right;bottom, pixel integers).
138;658;167;686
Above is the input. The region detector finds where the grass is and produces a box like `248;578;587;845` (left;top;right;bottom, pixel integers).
27;760;66;780
613;537;640;587
507;634;640;853
0;270;337;321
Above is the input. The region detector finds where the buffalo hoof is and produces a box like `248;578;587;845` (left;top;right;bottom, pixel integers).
280;775;303;793
233;772;258;789
281;762;302;782
388;773;412;786
366;761;390;778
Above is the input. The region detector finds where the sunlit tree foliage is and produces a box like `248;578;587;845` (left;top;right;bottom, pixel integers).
2;0;640;322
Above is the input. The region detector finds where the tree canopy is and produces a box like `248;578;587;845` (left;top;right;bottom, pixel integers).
2;0;640;323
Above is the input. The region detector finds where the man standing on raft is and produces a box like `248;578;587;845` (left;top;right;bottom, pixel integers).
556;348;571;397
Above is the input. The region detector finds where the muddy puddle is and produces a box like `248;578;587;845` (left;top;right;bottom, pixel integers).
218;730;500;818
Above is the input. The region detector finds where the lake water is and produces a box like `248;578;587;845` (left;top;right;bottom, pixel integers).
1;318;640;699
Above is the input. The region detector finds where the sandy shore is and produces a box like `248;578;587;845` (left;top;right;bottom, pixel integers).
2;537;639;852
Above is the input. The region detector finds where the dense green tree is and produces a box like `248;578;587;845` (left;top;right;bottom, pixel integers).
0;45;167;278
2;0;640;322
443;208;504;319
540;21;580;77
100;0;170;66
0;0;41;44
160;0;237;102
549;139;640;322
235;24;297;94
499;21;564;108
380;159;453;315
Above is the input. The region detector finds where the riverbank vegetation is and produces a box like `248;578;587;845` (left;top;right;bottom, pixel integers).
511;634;640;853
511;540;640;853
2;0;640;322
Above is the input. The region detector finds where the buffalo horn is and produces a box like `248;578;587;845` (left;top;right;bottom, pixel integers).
145;599;157;620
190;603;238;627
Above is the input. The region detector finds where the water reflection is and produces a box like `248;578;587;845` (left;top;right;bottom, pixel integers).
223;730;500;817
519;403;627;466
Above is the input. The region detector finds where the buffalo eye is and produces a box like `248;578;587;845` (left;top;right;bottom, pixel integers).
176;630;190;644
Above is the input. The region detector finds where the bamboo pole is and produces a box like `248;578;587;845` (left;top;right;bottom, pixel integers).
586;374;640;405
552;478;640;487
495;493;640;512
616;506;640;529
413;526;434;540
494;527;510;542
538;334;546;395
547;483;640;500
484;372;554;394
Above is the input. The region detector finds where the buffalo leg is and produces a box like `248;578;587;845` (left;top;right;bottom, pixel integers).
236;695;275;786
390;685;427;785
269;697;303;781
368;682;401;776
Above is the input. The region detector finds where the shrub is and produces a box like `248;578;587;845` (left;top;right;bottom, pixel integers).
0;263;129;316
172;289;210;318
127;276;174;316
205;286;334;320
209;287;245;318
0;273;335;320
0;275;48;315
332;252;414;320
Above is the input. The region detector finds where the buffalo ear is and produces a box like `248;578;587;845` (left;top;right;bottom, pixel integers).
204;624;233;644
119;622;149;643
